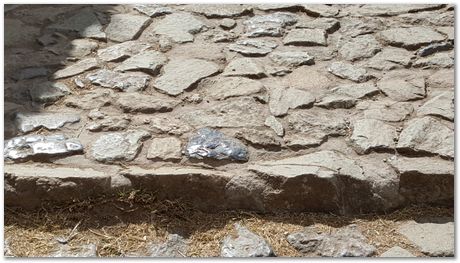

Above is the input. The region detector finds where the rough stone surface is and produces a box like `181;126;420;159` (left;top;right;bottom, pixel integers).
338;35;381;61
328;62;371;83
29;81;70;104
97;41;150;62
316;94;356;109
182;4;251;18
47;8;105;39
154;58;219;96
427;69;454;89
53;58;99;79
50;244;97;257
243;12;297;37
359;100;414;122
147;137;182;161
356;4;443;17
185;128;249;161
115;50;168;74
417;42;453;57
149;234;188;257
234;128;282;148
287;109;349;137
87;69;150;92
417;90;454;121
269;86;315;116
269;51;314;67
87;115;130;132
64;89;113;110
105;14;150;42
296;18;340;33
228;39;278;56
350;119;396;154
221;224;275;257
204;77;265;100
117;93;180;113
152;13;205;43
413;52;454;69
378;27;445;50
377;77;426;101
302;4;339;17
15;112;80;133
365;47;414;71
380;246;415;257
134;4;173;17
330;83;379;99
90;130;150;163
398;220;454;257
5;19;40;47
264;116;284;136
222;58;265;78
283;29;327;46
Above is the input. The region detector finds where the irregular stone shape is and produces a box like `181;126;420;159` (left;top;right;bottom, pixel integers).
15;112;80;133
328;62;371;83
264;116;284;136
97;41;151;62
265;65;291;77
330;83;379;99
417;42;453;57
398;221;454;256
46;38;99;58
436;27;454;41
269;51;314;67
222;58;265;78
302;4;339;17
117;93;180;113
4;134;83;161
179;97;266;128
365;47;414;71
12;67;48;81
182;4;252;18
228;39;278;56
50;244;97;257
413;53;454;69
4;164;110;209
87;115;130;132
221;224;275;257
289;67;333;92
398;11;454;27
380;246;415;257
287;109;349;137
185;128;248;161
90;130;150;163
203;30;238;43
154;58;219;96
284;133;326;148
359;100;414;122
146;115;192;135
204;77;265;100
256;4;301;11
65;89;113;110
377;77;425;102
283;29;327;46
115;50;167;74
150;234;188;257
243;12;298;37
220;18;236;29
356;4;443;16
5;19;40;47
427;69;454;89
269;86;315;116
316;94;356;109
152;13;205;43
350;119;396;154
147;137;182;161
378;27;445;50
389;156;453;204
87;69;150;92
46;8;105;39
105;14;150;42
417;90;454;121
134;4;173;17
338;35;381;61
29;81;70;104
397;117;453;159
296;18;340;34
339;17;384;37
234;128;282;148
53;58;99;79
287;225;376;257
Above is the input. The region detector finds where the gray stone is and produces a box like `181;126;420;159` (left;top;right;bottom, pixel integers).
269;86;315;116
398;11;454;27
269;51;314;67
29;81;70;104
105;14;151;42
87;69;150;92
5;18;41;46
397;117;453;159
4;134;83;161
330;83;379;99
380;246;415;257
378;27;445;50
283;29;327;46
203;29;238;43
12;67;48;81
417;42;453;57
152;13;205;43
264;116;284;136
228;39;278;56
97;41;151;62
234;128;282;148
265;65;291;77
146;115;192;135
87;115;131;132
389;157;454;178
47;38;98;58
116;92;180;113
256;4;301;11
185;128;249;161
91;130;150;163
328;62;371;83
296;18;340;34
65;89;113;110
53;58;99;79
284;133;326;148
436;27;454;41
47;8;105;39
338;35;381;61
222;58;265;78
15;112;80;133
350;119;396;154
413;53;454;69
150;234;188;257
287;225;376;257
287;109;349;137
51;244;97;257
365;47;414;71
417;90;454;121
427;69;454;89
377;77;425;101
359;100;414;122
221;224;275;257
204;77;265;100
115;50;168;74
339;17;384;37
182;4;252;18
147;137;182;161
356;4;443;16
220;18;236;29
316;94;356;109
302;4;339;17
398;220;454;256
288;67;333;92
243;12;298;37
134;4;173;17
154;58;219;96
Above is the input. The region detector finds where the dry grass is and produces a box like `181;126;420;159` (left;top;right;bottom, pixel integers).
4;190;453;257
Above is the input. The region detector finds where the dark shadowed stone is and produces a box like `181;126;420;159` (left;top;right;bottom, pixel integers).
29;81;70;104
185;128;249;161
221;224;275;257
12;67;48;81
47;8;105;39
417;42;453;57
150;234;188;257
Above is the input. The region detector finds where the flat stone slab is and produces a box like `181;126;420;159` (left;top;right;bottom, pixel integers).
134;4;173;17
265;116;284;136
87;69;151;92
15;112;80;133
181;4;252;18
330;83;379;99
365;47;414;71
350;119;396;154
117;93;180;113
29;81;70;104
222;58;265;78
149;234;188;257
50;244;98;257
228;39;278;56
283;28;327;46
47;8;105;39
221;223;275;257
302;4;339;17
417;90;454;121
269;51;314;67
204;77;265;100
377;77;426;102
359;100;414;122
147;137;182;161
338;34;381;61
152;13;205;43
316;94;356;109
154;58;219;96
105;14;151;42
97;41;151;62
378;27;445;50
115;50;167;74
328;62;371;83
53;58;99;79
269;86;315;116
413;52;454;69
243;12;297;37
380;246;415;257
398;220;454;256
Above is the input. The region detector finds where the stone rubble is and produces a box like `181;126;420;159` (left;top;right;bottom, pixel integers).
221;224;275;257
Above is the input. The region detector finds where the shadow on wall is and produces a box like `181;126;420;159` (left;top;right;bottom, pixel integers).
4;4;117;139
